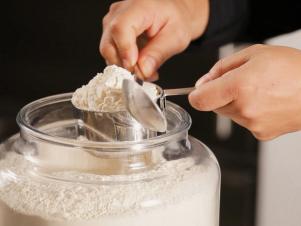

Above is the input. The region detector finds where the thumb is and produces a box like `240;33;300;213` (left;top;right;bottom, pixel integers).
195;45;257;86
138;24;190;78
189;70;239;111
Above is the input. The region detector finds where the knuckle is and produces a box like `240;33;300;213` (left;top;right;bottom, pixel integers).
110;20;123;36
252;131;273;141
102;15;110;27
99;43;111;58
109;2;121;12
116;37;132;52
238;104;257;121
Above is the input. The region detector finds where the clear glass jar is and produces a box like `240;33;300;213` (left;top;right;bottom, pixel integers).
0;93;220;226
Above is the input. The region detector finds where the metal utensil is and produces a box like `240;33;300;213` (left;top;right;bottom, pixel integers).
78;110;157;142
73;65;157;142
122;79;195;132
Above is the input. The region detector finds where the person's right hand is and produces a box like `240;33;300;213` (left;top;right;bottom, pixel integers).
100;0;209;81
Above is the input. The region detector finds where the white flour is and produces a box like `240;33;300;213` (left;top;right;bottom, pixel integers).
72;65;158;112
0;151;219;226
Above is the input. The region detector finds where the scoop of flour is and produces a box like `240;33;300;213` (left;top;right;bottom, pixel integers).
72;65;158;112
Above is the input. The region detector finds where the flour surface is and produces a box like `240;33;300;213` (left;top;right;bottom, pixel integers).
0;151;219;226
72;65;157;112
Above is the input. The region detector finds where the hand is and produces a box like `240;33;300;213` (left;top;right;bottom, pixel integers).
100;0;209;80
189;44;301;140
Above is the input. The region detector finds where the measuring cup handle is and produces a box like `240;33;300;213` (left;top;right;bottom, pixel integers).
164;87;195;97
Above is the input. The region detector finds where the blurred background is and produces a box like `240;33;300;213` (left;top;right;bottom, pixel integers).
1;1;301;226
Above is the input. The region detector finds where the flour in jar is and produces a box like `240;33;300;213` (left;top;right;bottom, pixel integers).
71;65;158;112
0;150;219;226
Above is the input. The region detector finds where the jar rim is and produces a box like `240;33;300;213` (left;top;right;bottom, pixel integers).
16;93;192;150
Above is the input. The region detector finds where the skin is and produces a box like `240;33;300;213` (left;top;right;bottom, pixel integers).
100;0;209;80
189;45;301;140
100;1;301;140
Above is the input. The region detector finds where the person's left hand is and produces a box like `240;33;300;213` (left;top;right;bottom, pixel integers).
189;44;301;140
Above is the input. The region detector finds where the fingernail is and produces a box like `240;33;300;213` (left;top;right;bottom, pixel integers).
122;59;132;70
140;56;156;77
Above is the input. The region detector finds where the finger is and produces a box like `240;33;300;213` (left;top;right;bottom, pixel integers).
107;2;122;14
100;32;122;66
195;72;218;87
195;55;247;87
145;72;159;82
111;29;139;69
109;8;164;70
195;45;262;87
188;69;240;111
138;23;190;78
